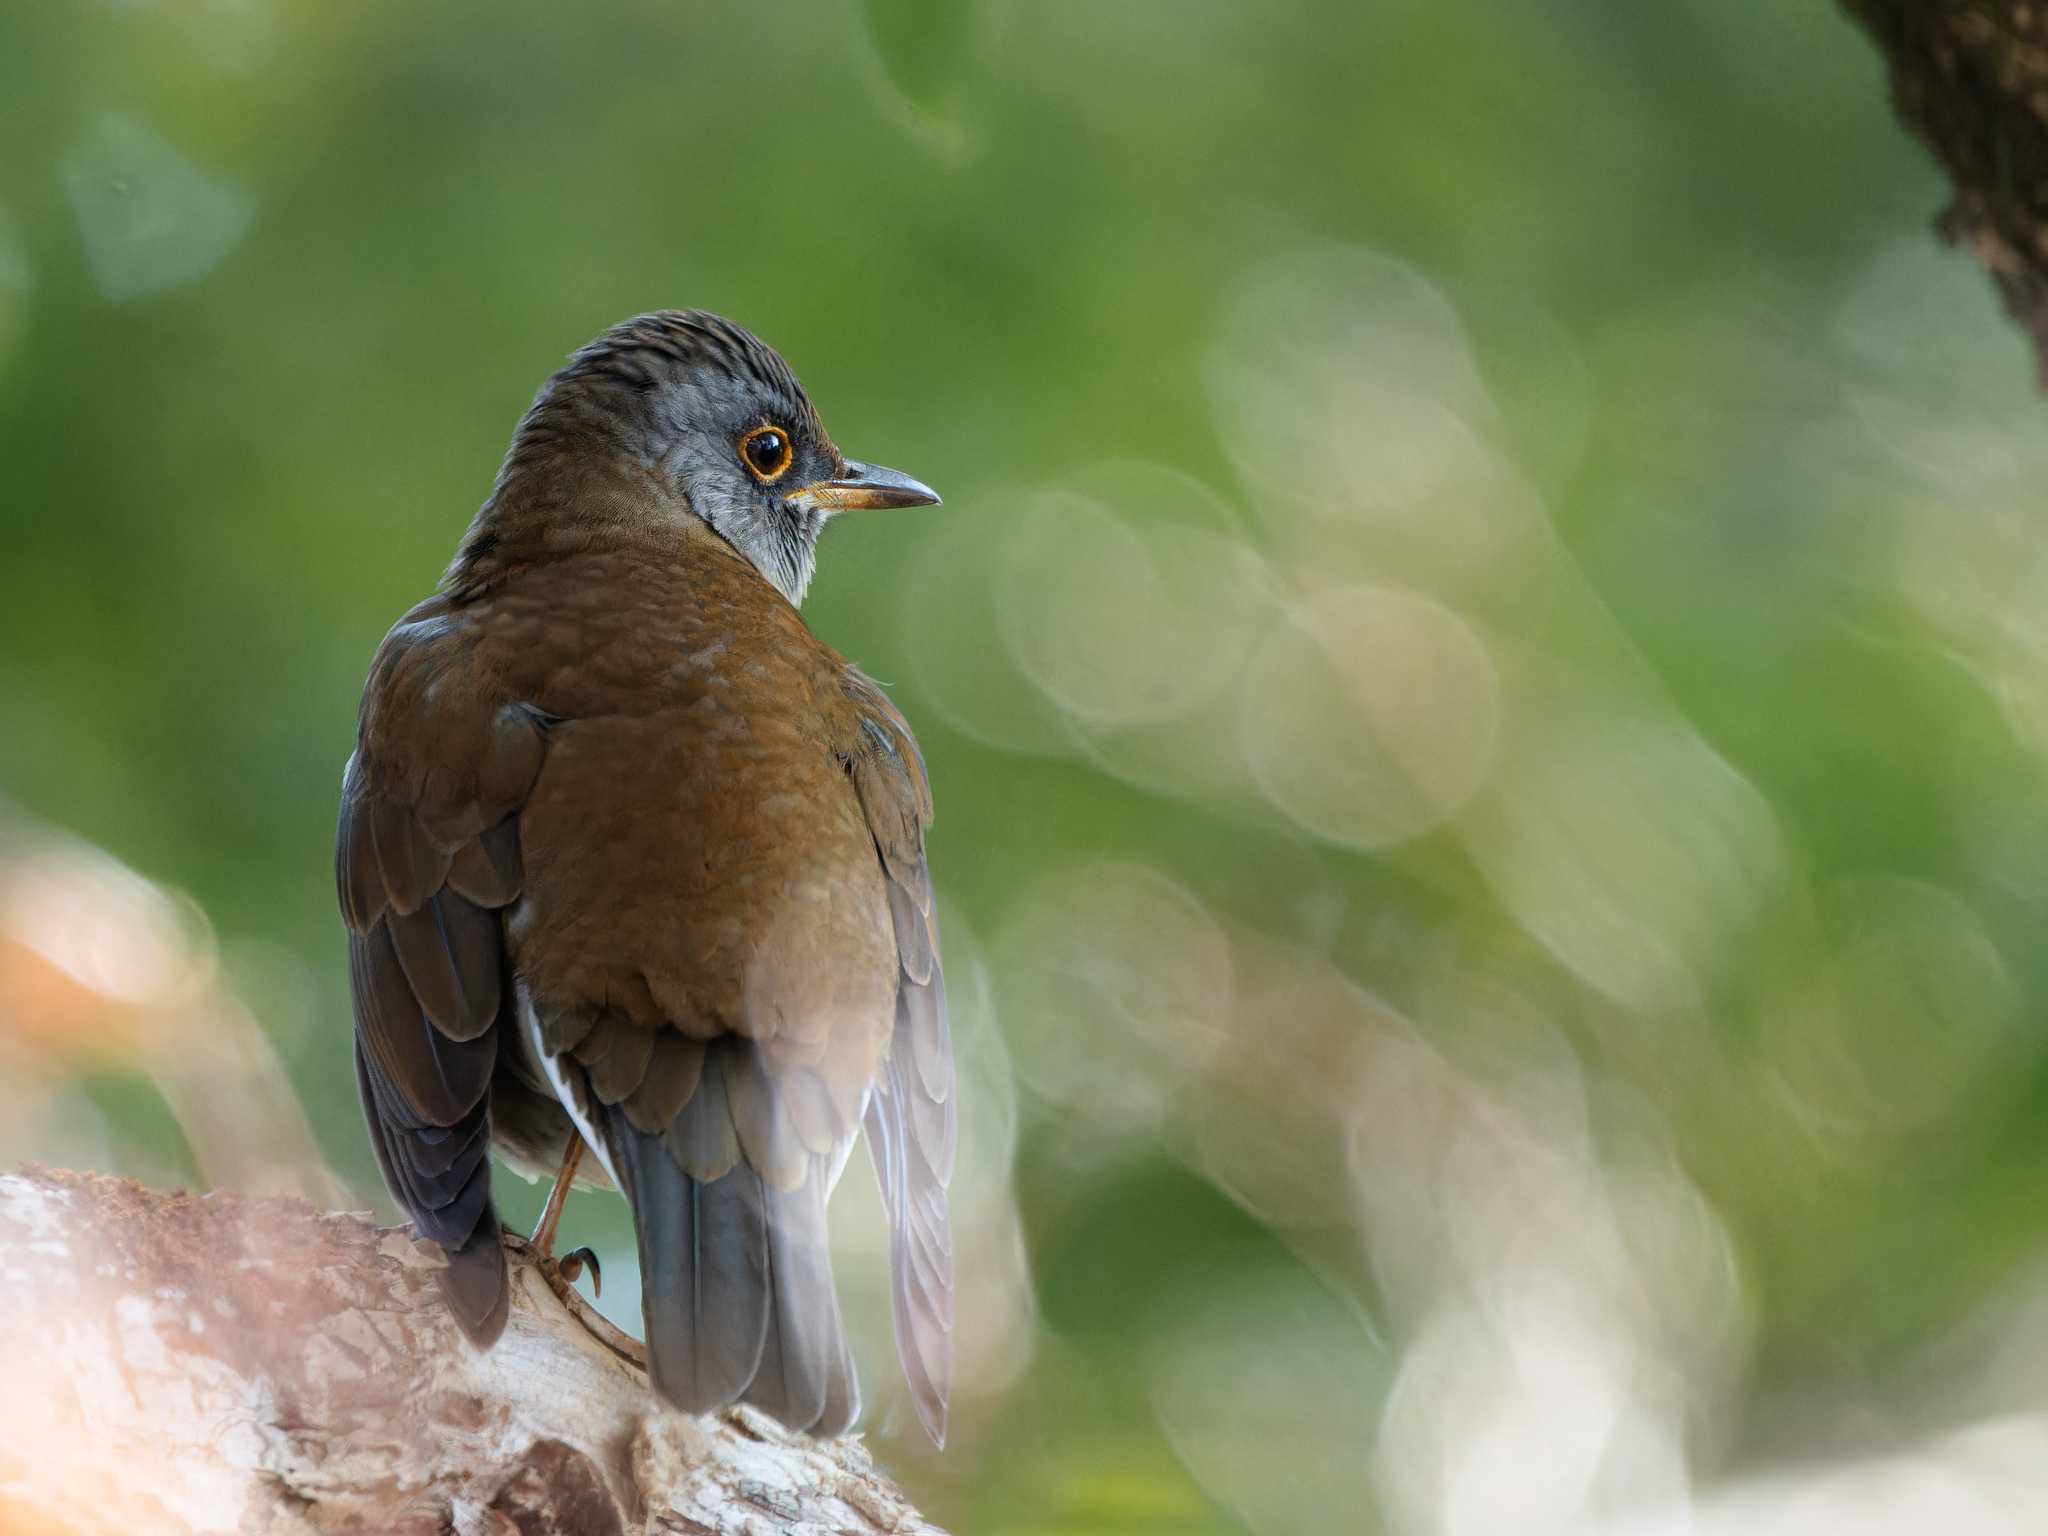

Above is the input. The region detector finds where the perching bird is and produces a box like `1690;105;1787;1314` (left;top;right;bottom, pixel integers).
336;311;954;1444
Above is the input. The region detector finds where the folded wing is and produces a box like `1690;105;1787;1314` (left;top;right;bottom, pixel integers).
845;672;956;1448
337;608;547;1344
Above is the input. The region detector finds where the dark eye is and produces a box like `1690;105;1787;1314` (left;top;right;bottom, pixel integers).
739;425;793;482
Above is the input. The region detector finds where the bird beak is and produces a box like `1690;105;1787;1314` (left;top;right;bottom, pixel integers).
789;460;942;514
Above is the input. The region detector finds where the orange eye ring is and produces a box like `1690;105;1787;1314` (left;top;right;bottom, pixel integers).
738;424;794;483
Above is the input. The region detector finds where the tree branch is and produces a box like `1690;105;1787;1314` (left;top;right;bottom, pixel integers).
1844;0;2048;380
0;1166;941;1535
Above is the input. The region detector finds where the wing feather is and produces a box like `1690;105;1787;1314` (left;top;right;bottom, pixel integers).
338;603;546;1348
846;671;955;1448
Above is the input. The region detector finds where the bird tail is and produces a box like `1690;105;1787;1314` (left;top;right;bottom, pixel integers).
604;1103;859;1436
440;1206;511;1345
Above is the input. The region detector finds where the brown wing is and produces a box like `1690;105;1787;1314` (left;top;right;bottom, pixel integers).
845;671;956;1448
336;602;546;1344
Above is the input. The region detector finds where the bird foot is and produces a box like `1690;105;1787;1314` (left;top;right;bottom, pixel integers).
557;1245;603;1298
537;1243;602;1306
502;1233;648;1373
524;1135;601;1305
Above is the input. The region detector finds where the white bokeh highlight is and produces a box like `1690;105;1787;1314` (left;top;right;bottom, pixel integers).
62;112;255;301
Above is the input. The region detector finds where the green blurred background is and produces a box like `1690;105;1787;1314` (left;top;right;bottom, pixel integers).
8;2;2048;1531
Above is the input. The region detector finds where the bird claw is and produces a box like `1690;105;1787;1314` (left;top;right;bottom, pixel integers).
558;1245;603;1299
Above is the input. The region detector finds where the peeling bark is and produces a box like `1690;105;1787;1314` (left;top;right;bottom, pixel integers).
0;1167;940;1536
1844;0;2048;380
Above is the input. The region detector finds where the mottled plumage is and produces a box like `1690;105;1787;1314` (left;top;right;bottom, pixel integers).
337;312;954;1443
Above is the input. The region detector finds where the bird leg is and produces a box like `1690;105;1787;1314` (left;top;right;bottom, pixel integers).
529;1133;581;1256
528;1133;602;1301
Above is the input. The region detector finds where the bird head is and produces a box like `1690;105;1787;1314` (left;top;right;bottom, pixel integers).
449;310;939;606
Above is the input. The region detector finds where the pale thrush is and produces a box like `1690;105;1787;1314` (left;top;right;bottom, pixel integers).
336;311;954;1444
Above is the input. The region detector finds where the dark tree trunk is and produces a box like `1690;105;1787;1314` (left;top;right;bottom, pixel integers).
1845;0;2048;380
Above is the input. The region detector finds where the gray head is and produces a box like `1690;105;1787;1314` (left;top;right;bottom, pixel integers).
448;310;939;605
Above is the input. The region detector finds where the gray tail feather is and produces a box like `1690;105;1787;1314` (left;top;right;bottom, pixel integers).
749;1170;861;1437
605;1107;857;1433
440;1206;510;1346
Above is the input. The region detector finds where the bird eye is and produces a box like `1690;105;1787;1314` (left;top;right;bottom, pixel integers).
738;425;793;482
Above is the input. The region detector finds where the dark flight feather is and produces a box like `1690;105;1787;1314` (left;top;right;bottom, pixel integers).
336;617;546;1350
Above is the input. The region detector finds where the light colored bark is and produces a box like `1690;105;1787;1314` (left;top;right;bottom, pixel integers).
0;1166;941;1536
